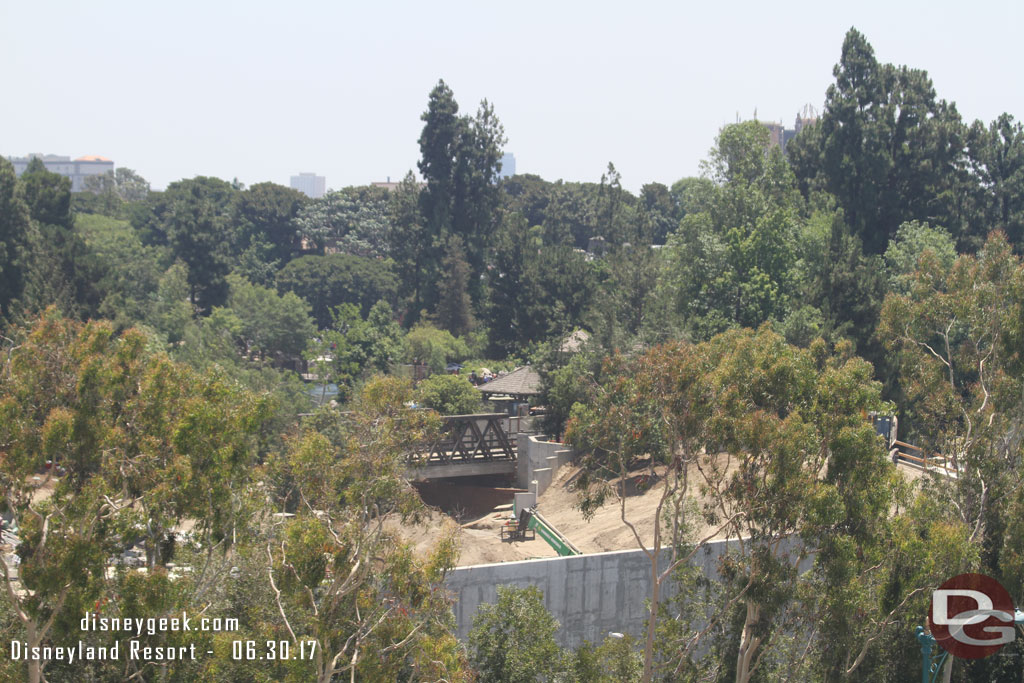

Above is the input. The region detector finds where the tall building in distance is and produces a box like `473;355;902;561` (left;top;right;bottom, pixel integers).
290;172;326;198
758;104;819;152
7;153;114;192
498;152;516;179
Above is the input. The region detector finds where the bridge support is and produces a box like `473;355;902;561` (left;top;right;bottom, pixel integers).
406;460;516;480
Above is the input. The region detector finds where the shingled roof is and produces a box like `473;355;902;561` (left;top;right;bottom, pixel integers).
476;365;542;397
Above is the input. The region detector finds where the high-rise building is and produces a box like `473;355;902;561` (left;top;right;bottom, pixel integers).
7;153;114;192
290;172;326;198
498;153;516;179
761;105;819;152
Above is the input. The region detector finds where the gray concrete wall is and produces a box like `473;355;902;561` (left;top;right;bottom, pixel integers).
445;537;809;649
517;435;573;495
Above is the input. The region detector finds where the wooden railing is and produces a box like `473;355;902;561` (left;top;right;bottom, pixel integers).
892;440;958;477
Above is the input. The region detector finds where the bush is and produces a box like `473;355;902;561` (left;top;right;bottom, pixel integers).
415;374;480;415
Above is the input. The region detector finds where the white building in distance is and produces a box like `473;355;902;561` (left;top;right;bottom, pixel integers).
498;153;516;179
290;172;326;198
7;153;114;192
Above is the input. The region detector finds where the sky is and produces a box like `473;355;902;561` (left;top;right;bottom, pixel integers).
4;0;1022;193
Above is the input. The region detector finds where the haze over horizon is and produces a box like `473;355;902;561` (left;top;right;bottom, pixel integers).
4;0;1021;193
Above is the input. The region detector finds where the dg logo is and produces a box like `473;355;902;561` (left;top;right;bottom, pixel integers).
929;573;1017;659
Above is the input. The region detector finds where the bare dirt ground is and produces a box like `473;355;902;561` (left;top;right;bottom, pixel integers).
399;454;930;567
399;456;743;566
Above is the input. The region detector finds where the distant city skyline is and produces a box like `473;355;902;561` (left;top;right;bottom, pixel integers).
3;1;1021;194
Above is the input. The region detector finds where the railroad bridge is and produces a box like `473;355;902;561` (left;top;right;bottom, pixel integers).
406;413;535;480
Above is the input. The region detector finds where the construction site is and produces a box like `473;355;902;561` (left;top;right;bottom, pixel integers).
394;397;954;646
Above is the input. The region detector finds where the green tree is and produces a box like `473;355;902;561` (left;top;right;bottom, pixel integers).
415;373;481;415
215;273;316;361
293;186;392;257
19;157;72;231
567;329;946;682
388;171;431;321
418;80;506;307
237;181;308;268
261;378;464;683
468;585;567;683
791;206;886;361
964;113;1024;250
276;252;399;329
158;176;239;312
74;212;165;329
17;159;107;319
0;311;270;682
883;220;956;296
662;122;802;339
435;234;474;336
402;322;470;375
571;634;643;683
0;157;32;319
788;28;968;254
311;301;403;402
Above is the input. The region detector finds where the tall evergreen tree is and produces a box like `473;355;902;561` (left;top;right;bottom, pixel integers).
0;158;32;319
417;80;505;311
789;28;967;254
435;234;474;337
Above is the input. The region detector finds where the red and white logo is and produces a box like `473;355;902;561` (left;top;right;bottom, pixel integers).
929;573;1015;659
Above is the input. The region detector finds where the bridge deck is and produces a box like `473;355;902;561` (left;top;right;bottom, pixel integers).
407;413;533;480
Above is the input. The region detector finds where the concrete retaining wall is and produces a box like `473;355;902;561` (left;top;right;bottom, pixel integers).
445;537;809;649
516;435;574;496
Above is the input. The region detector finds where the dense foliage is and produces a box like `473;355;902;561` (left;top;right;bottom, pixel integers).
2;27;1024;682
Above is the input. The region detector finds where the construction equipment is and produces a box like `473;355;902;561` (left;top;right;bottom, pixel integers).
519;507;581;557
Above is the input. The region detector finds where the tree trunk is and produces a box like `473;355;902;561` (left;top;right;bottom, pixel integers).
641;553;660;682
26;622;42;683
735;601;761;683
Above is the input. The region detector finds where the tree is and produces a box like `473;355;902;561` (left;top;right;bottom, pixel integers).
79;167;151;217
418;80;506;307
468;585;566;683
637;182;679;245
237;181;308;266
567;328;943;682
17;159;107;319
0;157;32;319
276;253;399;329
261;378;465;683
293;187;392;258
435;234;474;336
402;322;470;375
0;311;270;682
158;177;239;312
415;374;481;415
662;123;802;339
485;212;538;355
883;220;956;296
73;213;165;330
311;301;403;402
19;157;72;231
964;113;1024;250
388;171;430;321
788;28;967;254
571;634;643;683
792;207;886;362
215;273;316;361
879;231;1024;565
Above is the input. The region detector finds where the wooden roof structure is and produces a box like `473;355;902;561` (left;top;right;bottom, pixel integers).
476;365;542;398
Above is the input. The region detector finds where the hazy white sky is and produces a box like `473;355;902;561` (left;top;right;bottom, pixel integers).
4;0;1022;193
